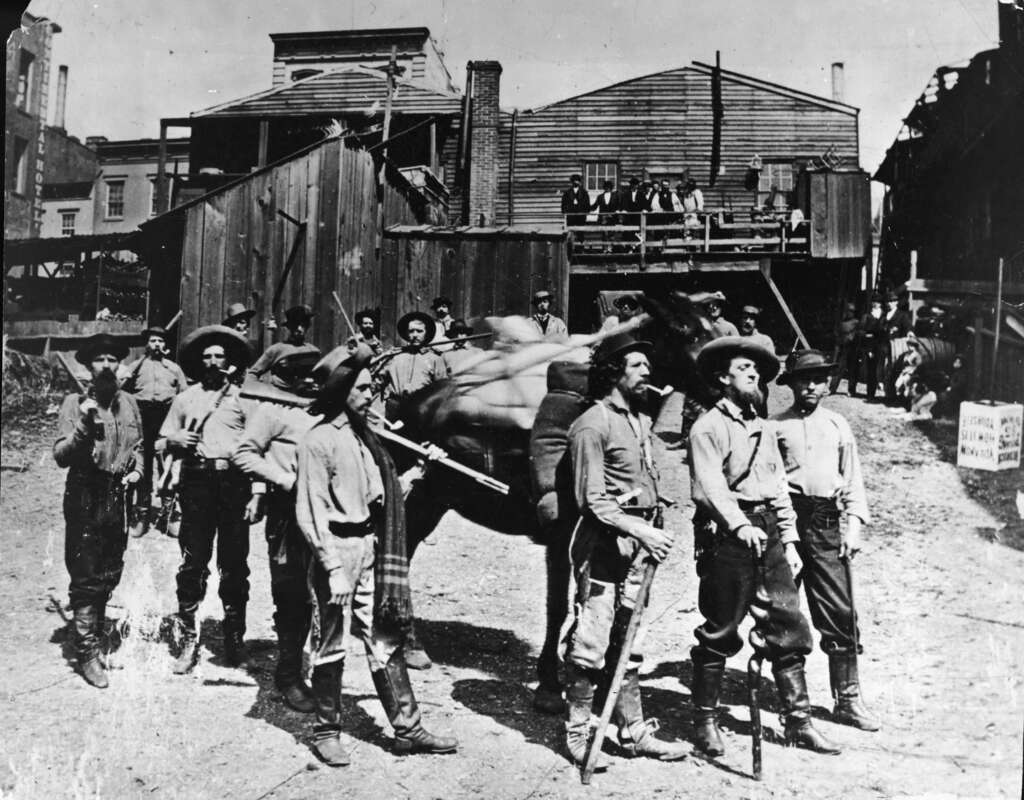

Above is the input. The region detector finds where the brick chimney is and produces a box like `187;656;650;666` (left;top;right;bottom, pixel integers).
466;60;502;226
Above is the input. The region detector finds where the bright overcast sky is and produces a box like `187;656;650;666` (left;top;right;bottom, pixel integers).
20;0;1001;174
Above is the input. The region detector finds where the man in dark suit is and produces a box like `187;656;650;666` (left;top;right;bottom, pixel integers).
620;177;646;230
591;180;620;252
560;174;590;227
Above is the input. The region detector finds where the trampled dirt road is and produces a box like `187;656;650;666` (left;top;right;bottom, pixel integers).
1;388;1021;799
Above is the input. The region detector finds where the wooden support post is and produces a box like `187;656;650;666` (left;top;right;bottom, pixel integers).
257;119;269;168
376;46;398;255
429;120;437;173
971;313;985;397
760;259;810;349
991;257;1004;399
156;120;168;214
507;109;518;225
704;213;710;253
639;212;647;271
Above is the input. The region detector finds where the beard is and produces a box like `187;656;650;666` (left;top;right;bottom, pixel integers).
734;385;763;408
201;364;227;388
93;369;118;403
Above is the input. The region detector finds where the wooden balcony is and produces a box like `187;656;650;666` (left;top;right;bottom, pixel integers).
566;210;809;272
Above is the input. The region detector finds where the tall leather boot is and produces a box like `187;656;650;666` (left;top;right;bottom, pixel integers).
172;602;199;674
563;662;609;772
691;651;725;756
613;670;688;760
223;604;253;670
275;608;314;713
371;650;457;755
311;660;350;767
773;663;842;754
829;650;880;731
73;605;108;689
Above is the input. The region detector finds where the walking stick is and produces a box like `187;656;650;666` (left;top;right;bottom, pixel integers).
747;551;772;781
580;558;658;785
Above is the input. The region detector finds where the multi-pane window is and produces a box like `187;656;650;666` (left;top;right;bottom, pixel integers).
13;137;29;194
105;180;125;218
16;50;34;111
61;211;77;237
584;162;618;194
757;162;794;209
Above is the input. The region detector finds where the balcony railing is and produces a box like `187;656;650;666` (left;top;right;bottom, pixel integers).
565;210;809;268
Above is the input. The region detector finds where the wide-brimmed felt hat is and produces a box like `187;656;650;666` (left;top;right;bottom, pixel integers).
178;325;252;380
593;332;653;365
75;333;129;365
532;290;554;306
223;303;255;325
776;349;836;386
613;293;641;310
570;174;582;183
700;292;727;307
449;318;474;336
308;341;374;415
269;347;322;384
431;296;453;311
396;311;437;342
697;336;780;385
141;325;169;340
283;305;314;327
354;307;379;324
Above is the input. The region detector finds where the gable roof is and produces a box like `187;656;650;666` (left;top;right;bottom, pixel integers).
191;65;462;120
526;62;858;116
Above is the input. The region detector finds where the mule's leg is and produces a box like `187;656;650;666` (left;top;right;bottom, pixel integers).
534;521;570;714
402;484;449;671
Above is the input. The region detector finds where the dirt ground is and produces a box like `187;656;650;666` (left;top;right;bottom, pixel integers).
1;386;1022;800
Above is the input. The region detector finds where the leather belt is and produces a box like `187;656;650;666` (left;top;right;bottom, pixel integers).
328;519;375;538
738;500;774;514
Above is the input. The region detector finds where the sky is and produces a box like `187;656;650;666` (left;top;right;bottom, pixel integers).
17;0;1003;174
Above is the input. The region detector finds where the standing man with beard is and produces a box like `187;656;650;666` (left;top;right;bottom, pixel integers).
354;308;385;356
158;326;255;674
687;337;840;757
738;306;776;418
562;333;687;767
772;351;880;732
233;348;322;712
54;334;144;688
295;343;458;766
528;291;569;342
119;325;187;537
380;311;449;424
249;305;319;381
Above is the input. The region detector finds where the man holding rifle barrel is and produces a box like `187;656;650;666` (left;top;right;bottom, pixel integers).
687;337;840;757
158;325;255;675
562;332;687;768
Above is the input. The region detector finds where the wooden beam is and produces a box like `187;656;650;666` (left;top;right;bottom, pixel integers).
257;119;269;168
760;259;810;349
570;260;764;276
156;120;168;214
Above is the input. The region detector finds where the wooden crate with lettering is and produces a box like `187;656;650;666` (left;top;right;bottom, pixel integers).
957;401;1023;471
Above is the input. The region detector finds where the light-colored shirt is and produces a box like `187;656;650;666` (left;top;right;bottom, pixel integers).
249;342;320;381
710;318;740;338
118;356;187;403
158;383;252;460
295;416;385;572
772;405;870;524
688;397;797;542
742;330;776;355
54;390;143;474
568;396;659;539
528;314;569;342
382;349;448;400
233;402;321;493
441;345;483;375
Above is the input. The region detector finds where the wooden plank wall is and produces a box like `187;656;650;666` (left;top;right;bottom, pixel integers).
497;67;860;225
176;139;425;353
381;231;569;332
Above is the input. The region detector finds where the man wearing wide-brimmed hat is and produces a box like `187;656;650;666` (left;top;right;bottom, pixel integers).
223;302;256;335
687;336;841;757
528;290;568;342
294;343;458;766
700;292;739;338
379;311;448;422
249;304;320;381
561;332;687;767
440;318;482;374
119;325;187;537
233;346;322;712
54;333;144;689
158;325;255;674
772;350;879;732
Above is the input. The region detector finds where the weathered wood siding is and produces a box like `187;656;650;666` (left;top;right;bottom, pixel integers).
381;227;569;327
174;139;425;352
498;66;860;226
801;170;872;259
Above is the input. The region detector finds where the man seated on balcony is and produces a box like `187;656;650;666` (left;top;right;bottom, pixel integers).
560;174;590;228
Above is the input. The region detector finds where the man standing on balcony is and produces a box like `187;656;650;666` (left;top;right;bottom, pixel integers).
561;174;590;228
528;291;569;342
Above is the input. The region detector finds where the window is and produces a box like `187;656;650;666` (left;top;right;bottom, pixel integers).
61;211;77;237
584;162;618;194
757;162;794;209
291;68;323;82
105;180;125;218
16;50;34;111
13;137;29;195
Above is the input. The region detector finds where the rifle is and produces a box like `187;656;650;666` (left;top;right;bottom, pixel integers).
747;552;772;781
154;366;238;533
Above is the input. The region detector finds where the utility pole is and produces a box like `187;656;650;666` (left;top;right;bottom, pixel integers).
376;46;400;256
